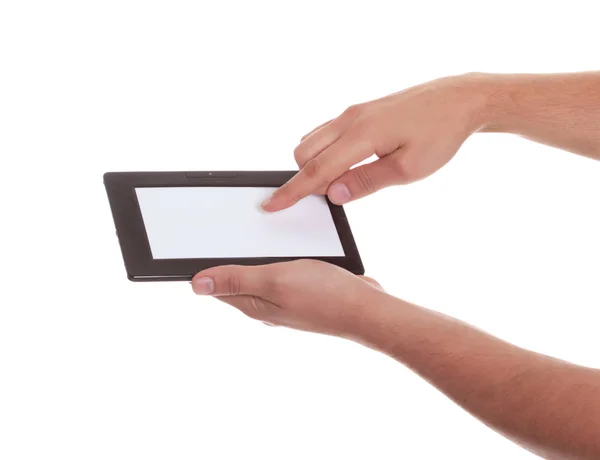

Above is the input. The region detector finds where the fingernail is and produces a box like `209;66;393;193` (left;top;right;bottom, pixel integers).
328;183;351;205
192;277;214;295
261;195;272;209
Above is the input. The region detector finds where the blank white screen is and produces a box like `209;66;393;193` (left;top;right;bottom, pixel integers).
135;187;345;259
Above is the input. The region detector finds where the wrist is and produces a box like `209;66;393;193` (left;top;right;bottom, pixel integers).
460;72;536;134
454;72;514;134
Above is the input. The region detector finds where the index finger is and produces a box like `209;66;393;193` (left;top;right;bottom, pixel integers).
262;134;373;212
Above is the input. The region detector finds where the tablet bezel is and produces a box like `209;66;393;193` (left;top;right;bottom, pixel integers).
104;171;364;281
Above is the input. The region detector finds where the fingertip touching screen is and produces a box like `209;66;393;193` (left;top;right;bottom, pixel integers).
135;187;345;259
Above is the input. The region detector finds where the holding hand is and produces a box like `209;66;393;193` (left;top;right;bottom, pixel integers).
191;260;386;339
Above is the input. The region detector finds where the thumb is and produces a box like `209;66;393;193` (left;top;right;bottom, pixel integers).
191;265;272;297
327;150;412;205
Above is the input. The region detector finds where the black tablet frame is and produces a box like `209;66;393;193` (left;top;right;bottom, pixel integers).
104;171;364;281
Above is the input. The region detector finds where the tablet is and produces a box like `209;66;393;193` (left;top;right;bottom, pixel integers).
104;171;364;281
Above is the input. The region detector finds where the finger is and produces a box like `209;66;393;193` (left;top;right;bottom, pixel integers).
326;150;411;205
301;119;333;141
311;185;329;196
293;117;345;169
264;133;373;212
214;295;279;323
294;144;327;196
359;275;384;291
191;265;272;297
296;122;337;196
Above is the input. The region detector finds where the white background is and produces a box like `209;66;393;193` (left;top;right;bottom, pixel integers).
1;1;599;459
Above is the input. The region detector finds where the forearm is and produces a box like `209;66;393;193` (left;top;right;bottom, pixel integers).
473;71;600;160
358;296;600;459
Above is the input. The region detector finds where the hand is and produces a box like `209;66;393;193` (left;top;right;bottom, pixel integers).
261;73;491;211
191;259;386;339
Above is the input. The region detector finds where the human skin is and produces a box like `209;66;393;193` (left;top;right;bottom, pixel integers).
192;72;600;459
191;260;600;459
260;71;600;210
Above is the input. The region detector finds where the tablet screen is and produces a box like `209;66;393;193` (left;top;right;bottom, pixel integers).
135;187;345;259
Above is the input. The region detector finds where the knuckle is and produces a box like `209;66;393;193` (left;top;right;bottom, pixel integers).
302;157;321;180
343;104;363;118
264;264;295;297
293;145;307;166
354;167;376;195
266;271;285;297
227;273;241;296
391;154;417;180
